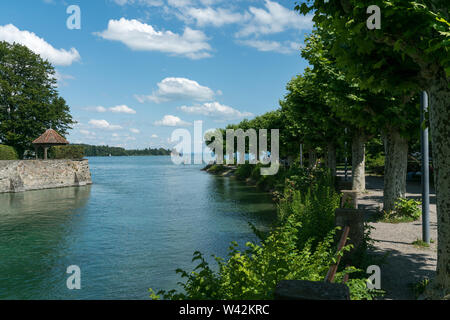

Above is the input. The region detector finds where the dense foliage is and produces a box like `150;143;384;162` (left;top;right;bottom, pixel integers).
150;170;382;300
297;0;449;295
0;145;18;160
50;145;85;160
383;198;422;223
0;42;74;158
76;144;171;157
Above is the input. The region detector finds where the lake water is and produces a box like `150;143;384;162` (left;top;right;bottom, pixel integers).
0;156;276;299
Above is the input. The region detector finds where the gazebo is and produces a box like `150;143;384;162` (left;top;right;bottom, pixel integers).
32;129;69;160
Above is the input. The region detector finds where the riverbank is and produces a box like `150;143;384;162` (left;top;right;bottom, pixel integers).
204;164;437;300
202;163;280;194
0;159;92;193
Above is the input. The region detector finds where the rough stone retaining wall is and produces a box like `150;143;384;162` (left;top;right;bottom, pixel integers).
0;159;92;193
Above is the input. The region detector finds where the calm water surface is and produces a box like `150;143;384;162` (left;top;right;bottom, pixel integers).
0;156;276;299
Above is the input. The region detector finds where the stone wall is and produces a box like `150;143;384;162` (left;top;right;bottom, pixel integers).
0;159;92;193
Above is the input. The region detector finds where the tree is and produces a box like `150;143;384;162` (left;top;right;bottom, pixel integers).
0;41;74;157
299;31;420;197
299;32;373;190
280;68;344;175
297;0;449;296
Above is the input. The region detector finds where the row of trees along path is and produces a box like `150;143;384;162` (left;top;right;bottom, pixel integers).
295;1;449;298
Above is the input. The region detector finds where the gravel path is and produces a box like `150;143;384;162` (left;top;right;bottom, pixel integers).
354;174;438;300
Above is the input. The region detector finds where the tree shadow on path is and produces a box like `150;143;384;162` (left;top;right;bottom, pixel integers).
371;246;436;299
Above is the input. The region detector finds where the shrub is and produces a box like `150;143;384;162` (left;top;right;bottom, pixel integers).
207;164;227;174
250;163;263;181
0;145;19;160
50;145;85;159
150;222;351;300
255;174;278;191
235;163;254;180
383;198;422;222
150;174;381;300
278;173;340;249
366;154;385;175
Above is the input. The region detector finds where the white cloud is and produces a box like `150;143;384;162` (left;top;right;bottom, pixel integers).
130;128;140;134
151;134;159;138
89;119;123;130
110;105;137;114
168;0;192;7
237;39;302;54
113;0;163;5
0;24;80;66
89;106;107;113
80;130;96;136
154;115;191;127
237;1;313;37
183;7;248;27
180;102;253;120
136;77;216;103
87;105;136;114
94;18;212;59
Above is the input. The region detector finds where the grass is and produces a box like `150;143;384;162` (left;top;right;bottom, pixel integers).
411;238;434;248
409;278;430;299
412;239;430;248
379;215;417;224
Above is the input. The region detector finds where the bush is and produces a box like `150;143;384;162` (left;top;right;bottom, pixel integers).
366;153;385;175
50;145;85;159
150;174;382;300
150;221;350;300
383;198;422;222
235;163;254;180
207;164;227;174
250;163;263;181
0;145;19;160
278;172;340;249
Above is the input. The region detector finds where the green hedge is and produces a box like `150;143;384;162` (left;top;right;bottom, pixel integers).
50;145;85;159
0;145;19;160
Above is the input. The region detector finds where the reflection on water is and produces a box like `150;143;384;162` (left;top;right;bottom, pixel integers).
207;177;276;230
0;186;91;299
0;156;276;299
0;186;91;221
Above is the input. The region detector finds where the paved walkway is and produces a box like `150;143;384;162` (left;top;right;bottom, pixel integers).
354;174;438;300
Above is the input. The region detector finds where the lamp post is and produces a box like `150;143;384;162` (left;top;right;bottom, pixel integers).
420;91;430;244
300;143;303;168
344;128;348;181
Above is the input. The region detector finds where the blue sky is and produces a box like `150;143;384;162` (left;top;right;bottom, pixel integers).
0;0;312;149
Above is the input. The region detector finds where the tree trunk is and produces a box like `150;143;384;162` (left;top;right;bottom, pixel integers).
300;144;303;168
382;126;408;212
327;143;337;177
308;149;317;169
427;72;450;295
352;134;366;192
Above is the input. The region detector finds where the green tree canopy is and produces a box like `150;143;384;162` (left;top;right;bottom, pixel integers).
297;0;449;296
0;41;74;157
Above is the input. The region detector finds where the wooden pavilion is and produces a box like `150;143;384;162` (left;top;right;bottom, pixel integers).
32;129;69;160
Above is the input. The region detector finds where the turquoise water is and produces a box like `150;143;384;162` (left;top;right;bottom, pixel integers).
0;156;276;299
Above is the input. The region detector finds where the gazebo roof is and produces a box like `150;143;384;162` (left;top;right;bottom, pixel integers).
32;129;69;145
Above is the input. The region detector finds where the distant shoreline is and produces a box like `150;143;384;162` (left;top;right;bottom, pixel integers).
74;144;172;157
85;154;171;157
